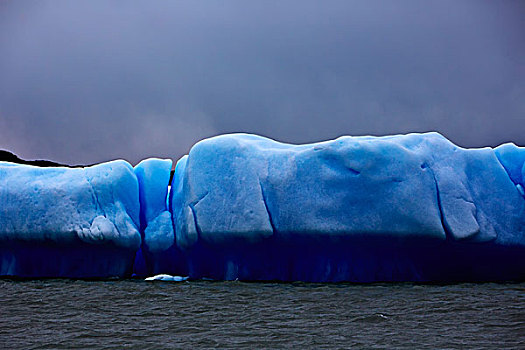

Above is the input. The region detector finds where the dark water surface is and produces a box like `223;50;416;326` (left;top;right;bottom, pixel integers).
1;280;524;349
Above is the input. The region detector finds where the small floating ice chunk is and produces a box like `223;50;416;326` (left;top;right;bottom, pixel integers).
145;274;189;282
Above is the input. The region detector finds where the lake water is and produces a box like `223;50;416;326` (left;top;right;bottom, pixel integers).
1;280;524;349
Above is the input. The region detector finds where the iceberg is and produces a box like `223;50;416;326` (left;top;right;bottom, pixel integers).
0;160;141;278
168;133;525;282
1;132;525;282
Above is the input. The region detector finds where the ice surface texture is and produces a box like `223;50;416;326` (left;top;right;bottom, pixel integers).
0;160;140;278
169;133;525;282
1;132;525;281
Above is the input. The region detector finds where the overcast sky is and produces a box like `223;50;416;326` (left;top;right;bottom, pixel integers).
1;1;524;165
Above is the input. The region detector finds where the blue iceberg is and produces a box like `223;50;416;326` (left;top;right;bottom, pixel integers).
1;132;525;282
168;133;525;282
0;160;141;278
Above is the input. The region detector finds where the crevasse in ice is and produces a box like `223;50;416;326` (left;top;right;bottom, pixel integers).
132;158;175;276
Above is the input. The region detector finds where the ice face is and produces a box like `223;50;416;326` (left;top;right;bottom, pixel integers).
171;133;446;250
167;132;525;281
0;160;140;248
171;132;525;248
0;160;140;278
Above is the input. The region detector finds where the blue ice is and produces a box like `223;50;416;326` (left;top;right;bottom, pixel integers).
0;160;140;278
1;132;525;282
133;158;175;276
168;132;525;282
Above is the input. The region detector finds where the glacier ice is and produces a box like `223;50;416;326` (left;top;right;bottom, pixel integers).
0;160;140;278
168;132;525;282
1;132;525;282
172;132;525;246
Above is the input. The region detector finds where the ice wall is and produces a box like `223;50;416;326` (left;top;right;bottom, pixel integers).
168;133;525;282
0;160;140;278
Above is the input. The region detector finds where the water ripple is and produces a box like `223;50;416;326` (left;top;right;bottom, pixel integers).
0;280;524;349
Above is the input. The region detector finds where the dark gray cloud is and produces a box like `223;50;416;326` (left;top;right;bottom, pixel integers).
1;0;524;165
